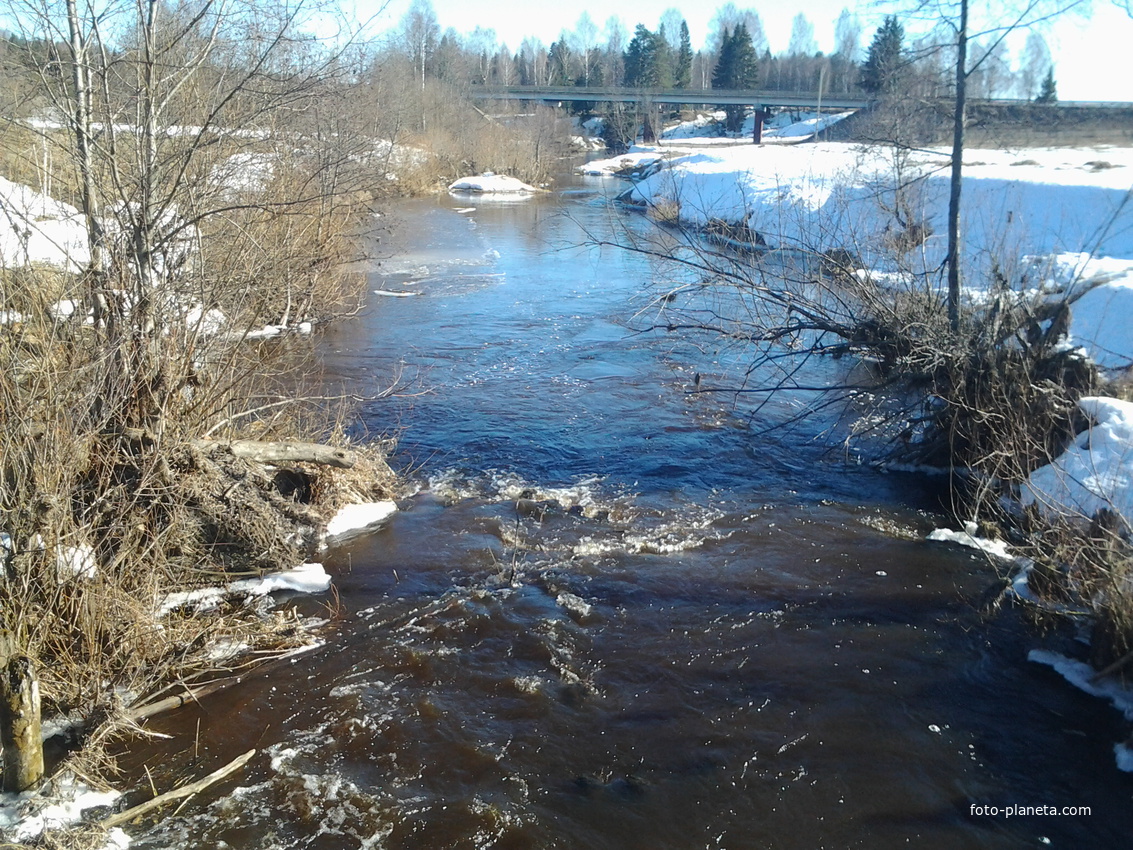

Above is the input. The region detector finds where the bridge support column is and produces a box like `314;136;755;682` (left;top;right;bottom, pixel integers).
753;108;771;145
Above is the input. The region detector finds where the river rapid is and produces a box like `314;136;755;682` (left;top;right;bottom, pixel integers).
123;173;1133;848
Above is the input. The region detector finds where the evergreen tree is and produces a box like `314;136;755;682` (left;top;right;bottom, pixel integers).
1035;67;1057;103
712;24;758;132
548;40;573;85
624;24;673;88
675;21;693;89
859;15;905;95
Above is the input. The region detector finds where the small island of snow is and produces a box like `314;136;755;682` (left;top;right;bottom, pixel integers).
448;172;538;195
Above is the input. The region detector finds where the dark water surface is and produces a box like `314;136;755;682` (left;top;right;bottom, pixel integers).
126;178;1132;849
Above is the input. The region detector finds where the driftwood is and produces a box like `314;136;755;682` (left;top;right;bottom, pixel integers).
125;645;326;726
101;748;256;829
192;439;356;469
1;651;44;792
126;679;234;725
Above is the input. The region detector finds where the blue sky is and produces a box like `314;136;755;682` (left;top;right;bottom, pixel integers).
356;0;1133;102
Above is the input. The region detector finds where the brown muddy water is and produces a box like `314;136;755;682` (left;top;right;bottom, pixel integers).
120;177;1133;848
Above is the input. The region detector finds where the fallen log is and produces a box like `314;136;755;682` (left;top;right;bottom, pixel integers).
192;439;356;469
101;748;256;829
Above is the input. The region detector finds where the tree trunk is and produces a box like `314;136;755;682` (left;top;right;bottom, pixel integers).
65;0;107;328
947;0;969;333
1;650;44;793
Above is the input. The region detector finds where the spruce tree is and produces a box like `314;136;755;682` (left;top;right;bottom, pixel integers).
1035;67;1057;104
859;16;904;95
712;24;758;132
624;24;673;88
676;21;693;89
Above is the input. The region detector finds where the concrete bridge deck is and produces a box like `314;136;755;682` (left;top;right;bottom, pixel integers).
471;85;1133;112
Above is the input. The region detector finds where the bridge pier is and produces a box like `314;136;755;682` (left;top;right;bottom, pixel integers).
753;108;771;144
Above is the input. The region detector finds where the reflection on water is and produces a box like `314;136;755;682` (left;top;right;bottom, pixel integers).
125;181;1132;849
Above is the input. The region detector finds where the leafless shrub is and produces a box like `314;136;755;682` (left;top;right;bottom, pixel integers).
0;0;400;786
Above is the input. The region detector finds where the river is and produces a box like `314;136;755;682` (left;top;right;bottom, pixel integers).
123;172;1132;848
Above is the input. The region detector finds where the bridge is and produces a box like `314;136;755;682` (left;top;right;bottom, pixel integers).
470;85;873;111
472;86;1133;112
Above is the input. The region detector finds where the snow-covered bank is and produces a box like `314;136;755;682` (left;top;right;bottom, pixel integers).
599;143;1133;270
1023;397;1133;526
586;140;1133;371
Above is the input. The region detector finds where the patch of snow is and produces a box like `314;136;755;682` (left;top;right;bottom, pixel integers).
325;501;398;541
662;113;725;140
243;324;283;339
49;299;78;321
1116;743;1133;772
56;544;97;580
769;111;855;140
1023;397;1133;526
158;562;331;615
0;776;122;845
448;173;537;195
577;149;665;177
572;134;605;151
926;522;1013;559
184;304;227;336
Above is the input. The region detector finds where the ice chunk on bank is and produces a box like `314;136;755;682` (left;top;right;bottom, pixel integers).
1023;397;1133;526
448;173;537;195
325;500;398;541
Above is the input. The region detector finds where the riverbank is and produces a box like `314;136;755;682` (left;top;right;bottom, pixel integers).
0;131;406;844
581;136;1133;762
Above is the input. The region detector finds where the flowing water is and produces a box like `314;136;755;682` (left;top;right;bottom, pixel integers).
125;175;1132;848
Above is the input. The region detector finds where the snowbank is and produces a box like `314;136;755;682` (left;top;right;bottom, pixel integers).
1034;253;1133;369
448;173;537;195
1023;396;1133;526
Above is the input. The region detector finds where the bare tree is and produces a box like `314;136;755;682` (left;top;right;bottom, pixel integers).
1019;31;1051;98
788;13;818;58
399;0;439;91
917;0;1087;330
834;8;862;62
707;4;768;60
